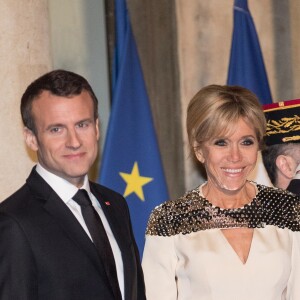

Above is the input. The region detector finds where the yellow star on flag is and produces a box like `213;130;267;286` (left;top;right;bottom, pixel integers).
119;161;153;201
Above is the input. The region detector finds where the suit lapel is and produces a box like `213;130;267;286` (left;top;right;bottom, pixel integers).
27;168;137;300
90;183;136;300
90;183;131;251
26;169;107;277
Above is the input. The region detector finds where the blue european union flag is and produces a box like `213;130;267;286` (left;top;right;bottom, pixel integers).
227;0;272;104
99;0;169;256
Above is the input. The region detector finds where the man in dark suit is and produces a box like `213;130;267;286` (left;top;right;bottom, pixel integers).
262;99;300;195
0;70;146;300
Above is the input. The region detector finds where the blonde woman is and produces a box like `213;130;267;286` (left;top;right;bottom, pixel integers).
143;85;300;300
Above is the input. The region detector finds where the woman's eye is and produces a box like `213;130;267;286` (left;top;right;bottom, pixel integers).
214;139;227;146
242;139;255;146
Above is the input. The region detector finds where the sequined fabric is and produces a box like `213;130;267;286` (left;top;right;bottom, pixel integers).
146;183;300;236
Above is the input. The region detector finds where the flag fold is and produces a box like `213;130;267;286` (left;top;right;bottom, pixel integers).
227;0;272;104
99;0;169;255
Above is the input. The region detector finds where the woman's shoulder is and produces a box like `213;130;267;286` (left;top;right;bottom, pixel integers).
145;183;300;237
145;187;207;237
256;183;300;230
256;183;300;204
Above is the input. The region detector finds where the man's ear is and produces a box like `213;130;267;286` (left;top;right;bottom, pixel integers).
95;118;100;141
23;127;39;151
275;155;295;179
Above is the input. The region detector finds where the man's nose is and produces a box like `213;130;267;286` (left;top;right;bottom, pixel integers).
66;129;81;149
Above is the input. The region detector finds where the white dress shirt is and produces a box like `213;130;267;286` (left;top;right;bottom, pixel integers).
294;164;300;179
36;164;124;299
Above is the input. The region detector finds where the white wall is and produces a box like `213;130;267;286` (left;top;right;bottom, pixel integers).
0;1;51;200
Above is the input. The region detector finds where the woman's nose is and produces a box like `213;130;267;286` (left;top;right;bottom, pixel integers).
228;145;241;162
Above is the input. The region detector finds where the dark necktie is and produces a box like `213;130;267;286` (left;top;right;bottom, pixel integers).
73;189;122;300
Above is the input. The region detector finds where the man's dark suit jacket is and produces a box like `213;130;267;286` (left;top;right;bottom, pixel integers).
287;179;300;196
0;167;146;300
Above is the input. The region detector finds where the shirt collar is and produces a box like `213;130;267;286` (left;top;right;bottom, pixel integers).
36;164;91;204
293;164;300;180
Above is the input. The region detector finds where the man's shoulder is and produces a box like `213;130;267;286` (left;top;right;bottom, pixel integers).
287;179;300;196
0;183;31;212
0;167;44;213
89;182;126;203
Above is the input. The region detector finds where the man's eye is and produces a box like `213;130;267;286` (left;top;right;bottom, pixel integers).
50;127;61;133
77;122;88;128
214;139;227;146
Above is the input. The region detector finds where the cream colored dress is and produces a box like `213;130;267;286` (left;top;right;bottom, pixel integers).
142;183;300;300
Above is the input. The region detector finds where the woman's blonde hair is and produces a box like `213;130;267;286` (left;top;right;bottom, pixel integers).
186;85;266;154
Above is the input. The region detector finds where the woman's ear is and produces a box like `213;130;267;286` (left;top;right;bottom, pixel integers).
275;155;296;179
193;143;205;163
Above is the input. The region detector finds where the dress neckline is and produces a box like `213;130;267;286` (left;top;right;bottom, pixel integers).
197;181;259;212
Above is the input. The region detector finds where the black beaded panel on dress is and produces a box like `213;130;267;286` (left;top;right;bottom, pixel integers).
146;183;300;236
